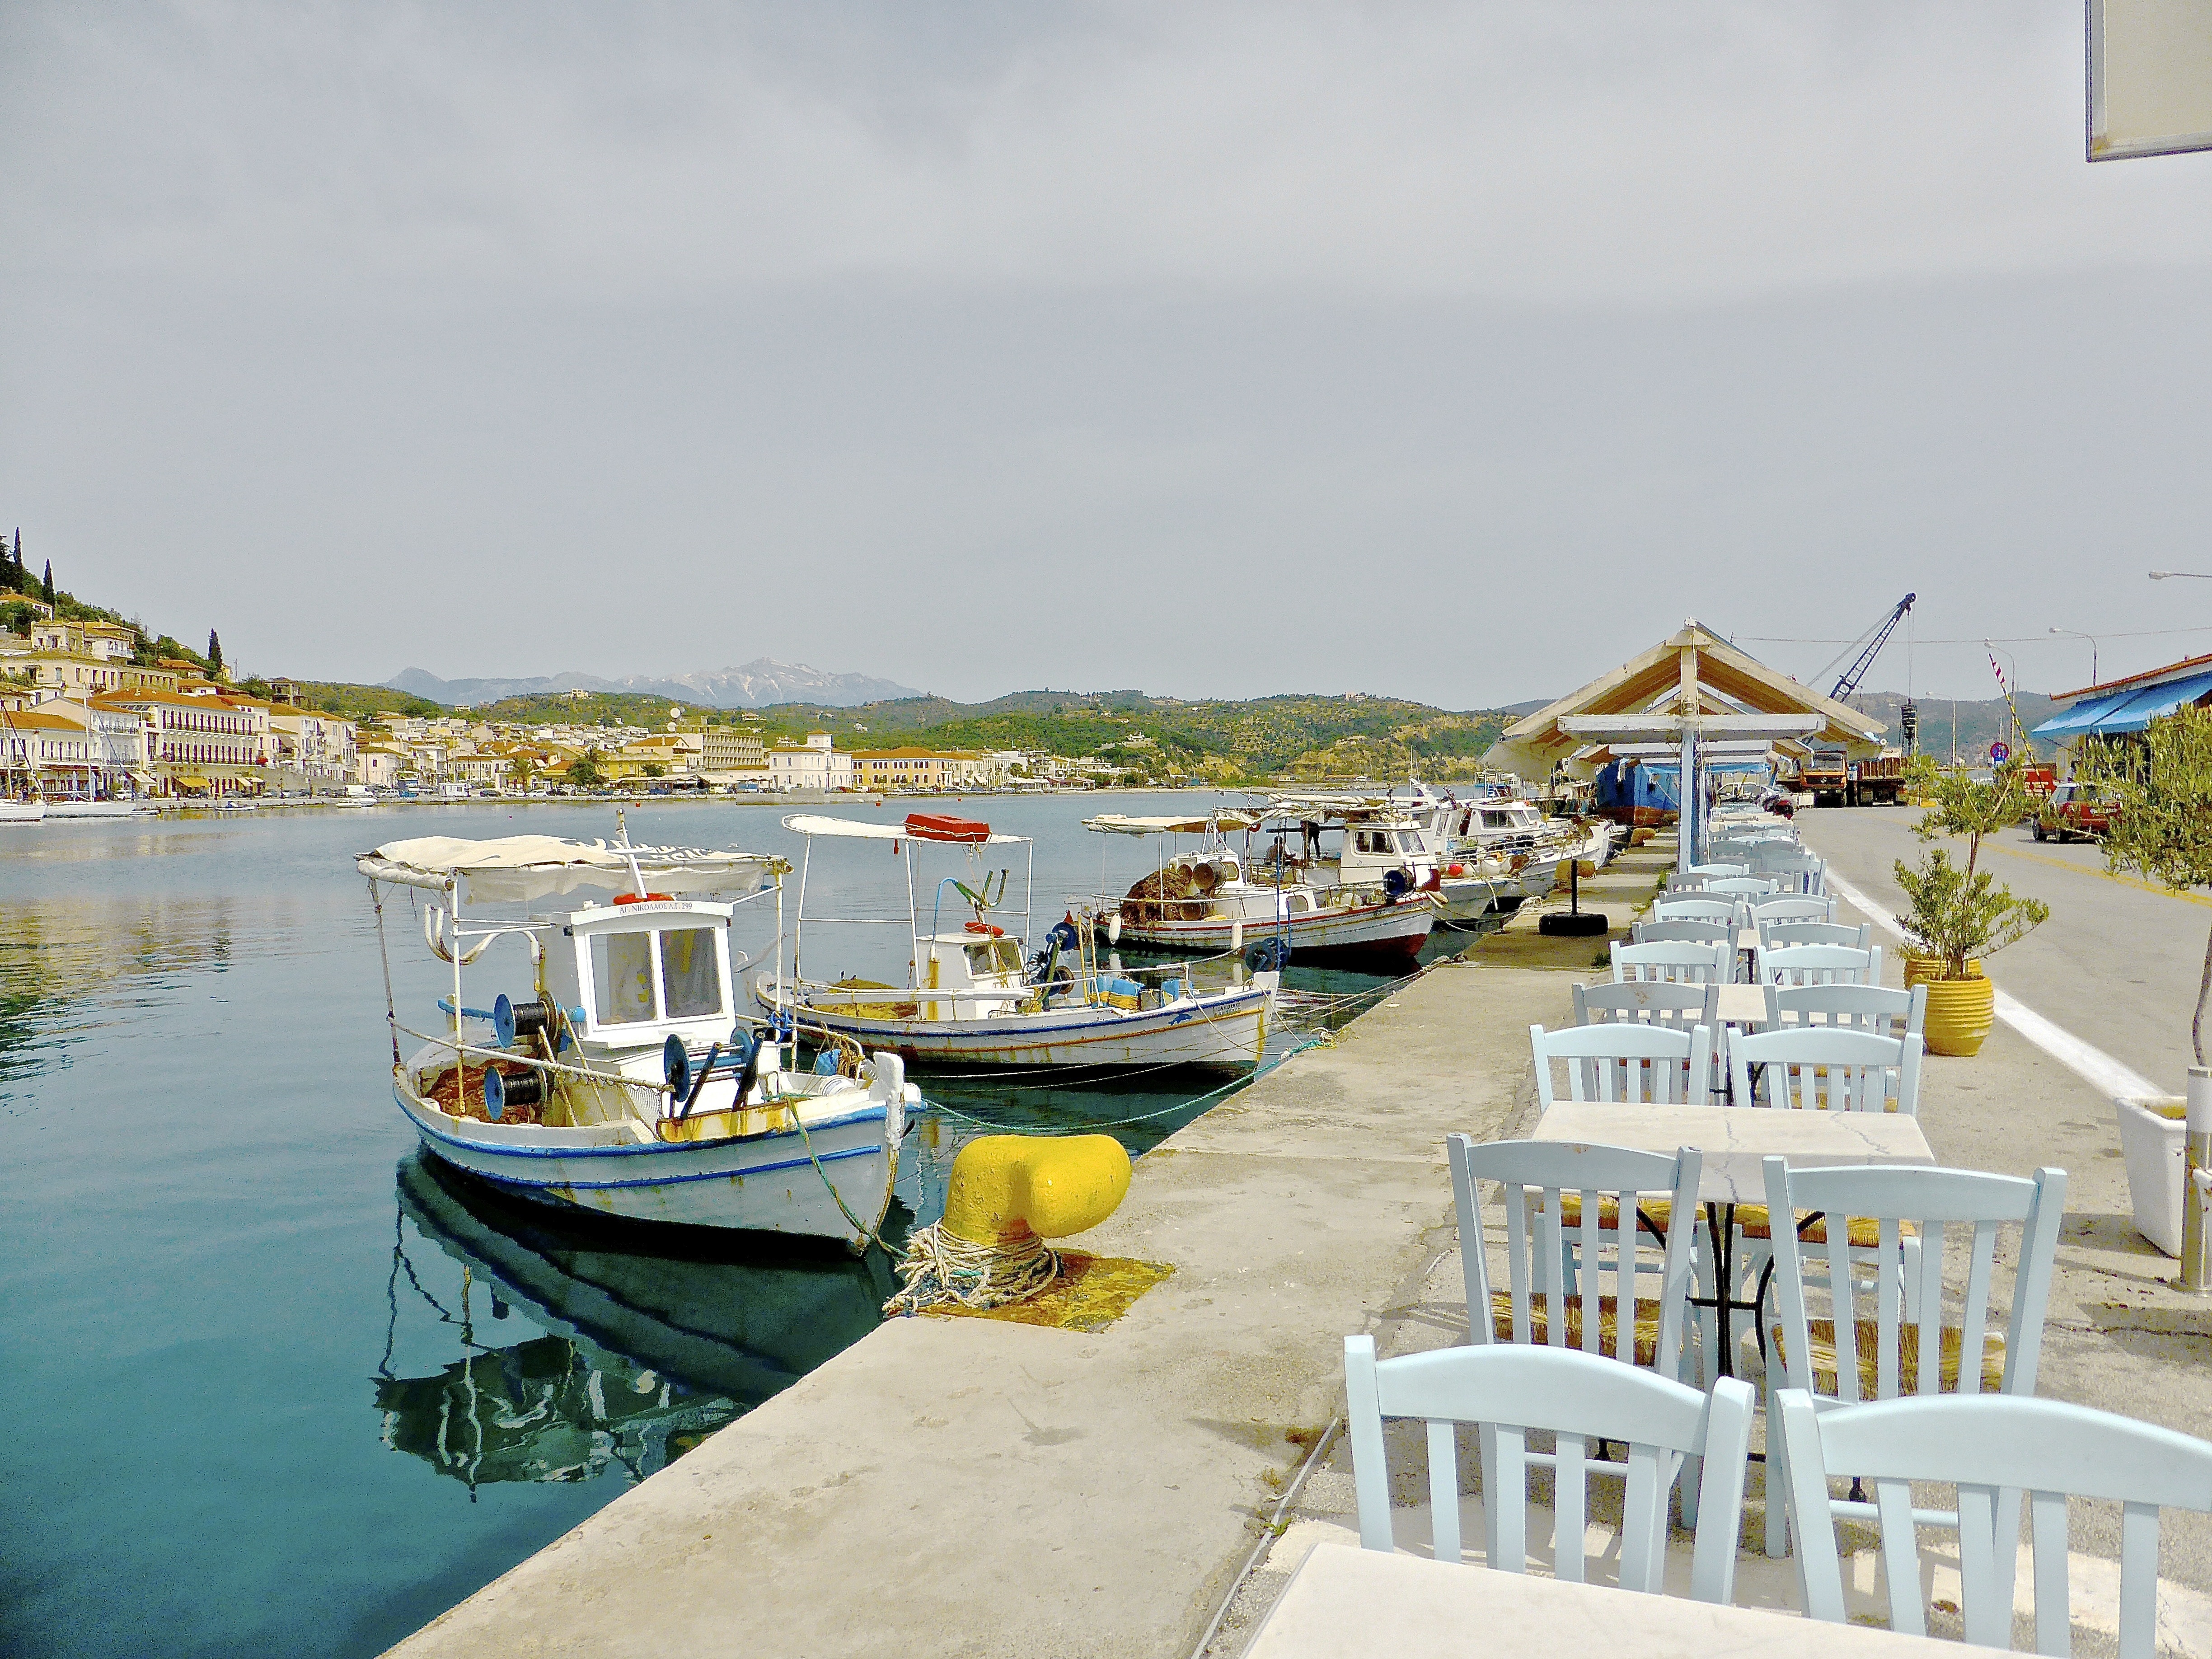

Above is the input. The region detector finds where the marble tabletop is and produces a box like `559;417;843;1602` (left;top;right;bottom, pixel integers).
1242;1543;1959;1659
1712;983;1768;1025
1533;1101;1934;1203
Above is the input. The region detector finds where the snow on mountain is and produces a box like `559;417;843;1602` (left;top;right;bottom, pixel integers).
385;658;924;709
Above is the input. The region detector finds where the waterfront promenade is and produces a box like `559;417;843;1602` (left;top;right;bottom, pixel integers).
390;825;2212;1658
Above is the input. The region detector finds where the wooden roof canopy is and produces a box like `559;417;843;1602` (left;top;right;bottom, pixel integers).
1483;620;1888;783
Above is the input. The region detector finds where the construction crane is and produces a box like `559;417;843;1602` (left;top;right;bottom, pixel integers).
1817;593;1916;701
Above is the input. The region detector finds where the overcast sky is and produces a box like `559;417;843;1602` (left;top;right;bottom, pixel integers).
5;2;2210;706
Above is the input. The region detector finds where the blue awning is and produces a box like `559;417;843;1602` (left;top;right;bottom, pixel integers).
2033;669;2212;738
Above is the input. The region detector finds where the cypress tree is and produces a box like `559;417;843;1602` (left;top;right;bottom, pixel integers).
41;560;54;606
208;629;223;673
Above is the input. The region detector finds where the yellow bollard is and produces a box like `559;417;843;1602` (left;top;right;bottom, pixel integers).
941;1134;1131;1245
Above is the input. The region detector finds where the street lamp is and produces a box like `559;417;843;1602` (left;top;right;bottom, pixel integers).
2048;626;2100;685
2149;570;2212;580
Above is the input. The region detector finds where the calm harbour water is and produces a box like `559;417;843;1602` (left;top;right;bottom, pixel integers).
0;794;1448;1658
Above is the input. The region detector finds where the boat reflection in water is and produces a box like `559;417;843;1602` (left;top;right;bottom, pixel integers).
379;1152;900;1493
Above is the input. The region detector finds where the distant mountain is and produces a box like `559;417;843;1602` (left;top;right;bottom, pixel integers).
386;658;925;710
1497;698;1554;717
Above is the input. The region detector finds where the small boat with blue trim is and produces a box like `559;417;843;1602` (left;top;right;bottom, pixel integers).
757;812;1277;1070
1086;809;1440;965
356;829;918;1250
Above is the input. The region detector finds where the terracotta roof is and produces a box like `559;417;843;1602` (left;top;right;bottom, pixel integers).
2050;648;2212;705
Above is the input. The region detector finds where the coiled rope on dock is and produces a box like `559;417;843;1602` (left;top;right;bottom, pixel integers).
883;1224;1060;1315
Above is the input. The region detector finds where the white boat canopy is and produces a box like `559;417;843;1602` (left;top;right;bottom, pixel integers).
1082;811;1264;836
782;814;1029;845
356;835;787;902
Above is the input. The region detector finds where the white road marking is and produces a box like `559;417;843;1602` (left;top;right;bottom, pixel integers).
1820;864;2163;1102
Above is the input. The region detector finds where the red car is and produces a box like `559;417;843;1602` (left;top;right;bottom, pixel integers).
2033;782;2118;843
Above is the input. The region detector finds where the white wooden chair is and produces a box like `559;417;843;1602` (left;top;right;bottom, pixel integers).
1611;940;1731;987
1760;920;1872;953
1754;942;1881;988
1748;895;1837;929
1760;1158;2067;1561
1531;1022;1714;1108
1763;983;1926;1045
1727;1026;1922;1115
1653;896;1740;928
1573;979;1718;1034
1449;1137;1705;1380
1632;919;1734;949
1685;862;1748;878
1345;1336;1755;1601
1703;876;1780;902
1775;1389;2212;1659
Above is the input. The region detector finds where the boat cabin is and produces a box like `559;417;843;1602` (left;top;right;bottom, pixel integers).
908;929;1028;1019
541;898;740;1056
1251;814;1436;893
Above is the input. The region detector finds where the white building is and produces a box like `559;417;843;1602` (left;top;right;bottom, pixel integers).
769;732;854;792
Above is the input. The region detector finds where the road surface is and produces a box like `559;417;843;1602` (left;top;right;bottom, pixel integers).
1795;804;2211;1097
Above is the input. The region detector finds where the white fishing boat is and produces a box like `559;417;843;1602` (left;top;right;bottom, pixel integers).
44;799;138;819
757;811;1276;1070
356;829;917;1250
1425;785;1578;901
1086;811;1437;965
1266;792;1518;934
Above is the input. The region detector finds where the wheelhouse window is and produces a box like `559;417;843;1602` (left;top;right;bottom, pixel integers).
659;928;722;1018
965;938;1022;979
590;932;656;1025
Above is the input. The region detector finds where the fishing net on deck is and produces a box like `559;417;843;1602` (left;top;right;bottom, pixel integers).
1122;866;1207;923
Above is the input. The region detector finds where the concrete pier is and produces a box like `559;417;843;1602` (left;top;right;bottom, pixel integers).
391;826;2212;1656
392;954;1574;1658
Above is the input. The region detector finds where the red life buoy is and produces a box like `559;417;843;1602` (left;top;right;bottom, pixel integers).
963;920;1004;937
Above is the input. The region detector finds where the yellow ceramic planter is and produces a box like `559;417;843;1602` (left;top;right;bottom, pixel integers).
1903;952;1980;990
1921;973;1996;1057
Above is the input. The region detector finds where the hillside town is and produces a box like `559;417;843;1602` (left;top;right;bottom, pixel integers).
0;610;1114;799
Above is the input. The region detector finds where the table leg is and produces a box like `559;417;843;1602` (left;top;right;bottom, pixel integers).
1687;1201;1763;1382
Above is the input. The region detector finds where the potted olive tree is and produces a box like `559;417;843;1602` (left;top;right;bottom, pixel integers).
2077;705;2212;1254
1892;757;2050;1056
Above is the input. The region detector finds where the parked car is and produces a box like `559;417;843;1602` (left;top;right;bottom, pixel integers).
2034;781;2118;843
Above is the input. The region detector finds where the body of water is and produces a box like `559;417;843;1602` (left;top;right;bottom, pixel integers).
0;794;1454;1657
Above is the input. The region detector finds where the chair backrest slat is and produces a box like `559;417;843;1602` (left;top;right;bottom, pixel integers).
1427;1418;1462;1563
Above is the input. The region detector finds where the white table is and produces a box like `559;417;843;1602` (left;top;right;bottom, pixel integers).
1244;1543;1959;1659
1712;982;1767;1029
1534;1101;1935;1377
1534;1101;1932;1204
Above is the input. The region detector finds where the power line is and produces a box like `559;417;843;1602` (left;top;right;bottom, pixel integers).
1739;625;2212;646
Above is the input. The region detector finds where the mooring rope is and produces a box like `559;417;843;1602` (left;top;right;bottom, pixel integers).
883;1224;1060;1316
